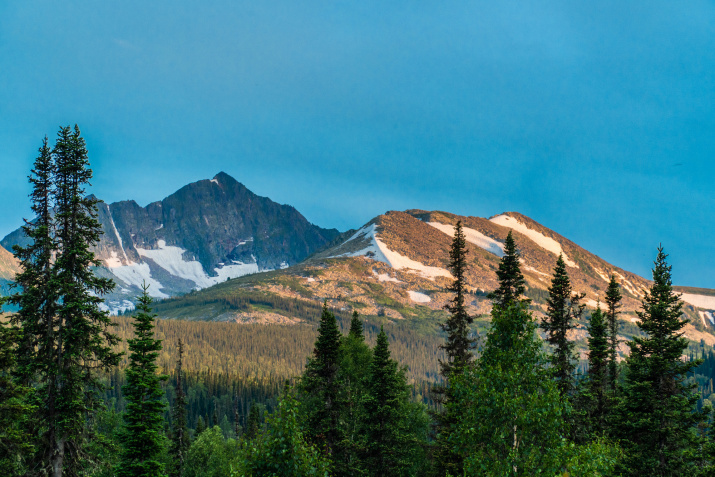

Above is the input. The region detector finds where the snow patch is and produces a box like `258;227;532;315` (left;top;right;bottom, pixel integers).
594;267;611;283
373;270;402;283
427;222;504;257
107;205;130;264
136;240;259;288
682;293;715;310
105;300;136;315
523;263;550;278
586;299;602;309
305;277;316;282
211;178;219;184
111;262;168;299
280;261;290;269
335;224;452;280
408;290;431;303
489;215;577;268
155;223;163;231
613;272;641;297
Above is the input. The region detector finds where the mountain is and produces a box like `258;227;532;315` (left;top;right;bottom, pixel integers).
1;172;341;311
152;209;715;355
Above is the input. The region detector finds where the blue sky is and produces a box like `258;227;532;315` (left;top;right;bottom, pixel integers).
1;1;714;286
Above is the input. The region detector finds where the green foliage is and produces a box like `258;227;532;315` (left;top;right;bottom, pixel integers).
487;230;527;308
453;302;568;475
233;386;330;477
363;327;428;477
542;254;584;397
605;275;622;391
0;313;35;476
116;287;168;476
576;306;611;440
434;221;473;475
245;403;262;440
10;126;122;475
184;426;238;477
168;338;190;477
298;302;345;468
613;247;709;475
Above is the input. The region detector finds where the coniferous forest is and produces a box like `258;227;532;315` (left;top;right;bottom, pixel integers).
2;128;715;477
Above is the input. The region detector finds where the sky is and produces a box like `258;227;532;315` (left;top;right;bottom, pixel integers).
1;1;714;287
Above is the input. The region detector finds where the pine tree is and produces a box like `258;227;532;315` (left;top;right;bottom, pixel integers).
298;302;345;471
604;275;622;391
579;306;610;437
542;254;584;397
10;127;122;476
195;417;206;436
363;327;413;477
488;230;527;308
613;247;707;476
0;306;35;476
169;339;190;477
116;286;168;477
433;220;474;475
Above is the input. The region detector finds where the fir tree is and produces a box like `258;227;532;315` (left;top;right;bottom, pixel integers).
613;247;707;476
488;230;527;308
10;127;122;476
434;220;474;475
542;254;584;397
580;306;610;437
363;327;412;477
169;339;189;477
440;220;474;375
299;302;345;471
195;417;207;436
605;275;622;391
116;286;168;477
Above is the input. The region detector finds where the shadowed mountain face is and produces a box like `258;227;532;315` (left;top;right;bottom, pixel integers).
1;172;341;309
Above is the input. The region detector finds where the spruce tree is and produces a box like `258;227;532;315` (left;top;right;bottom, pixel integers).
604;275;622;391
580;306;610;437
169;339;189;477
363;327;410;477
488;230;527;308
116;286;168;477
299;302;345;471
440;220;474;374
542;254;584;397
10;127;122;476
434;220;473;475
614;247;706;476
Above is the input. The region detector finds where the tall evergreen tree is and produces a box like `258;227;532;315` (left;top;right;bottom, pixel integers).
169;339;189;477
116;286;168;477
579;306;610;438
363;327;413;477
604;275;622;391
10;127;121;476
433;220;474;475
613;247;707;476
542;254;584;397
488;230;527;308
440;220;474;375
299;302;345;472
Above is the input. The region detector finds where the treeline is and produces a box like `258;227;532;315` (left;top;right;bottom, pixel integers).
2;128;715;476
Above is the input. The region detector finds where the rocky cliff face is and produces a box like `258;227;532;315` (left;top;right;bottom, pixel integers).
1;172;340;310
